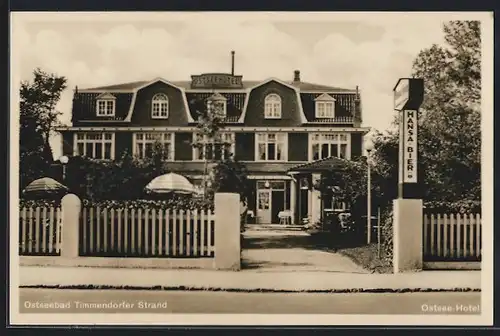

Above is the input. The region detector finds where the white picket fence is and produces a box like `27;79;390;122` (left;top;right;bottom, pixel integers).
80;206;215;258
19;205;62;255
423;213;481;261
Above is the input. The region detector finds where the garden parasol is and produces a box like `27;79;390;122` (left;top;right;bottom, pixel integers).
23;177;69;197
145;173;195;194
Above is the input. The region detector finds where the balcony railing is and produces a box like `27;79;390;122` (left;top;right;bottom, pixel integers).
222;116;241;123
308;116;355;124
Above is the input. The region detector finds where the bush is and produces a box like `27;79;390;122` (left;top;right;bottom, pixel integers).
424;200;481;214
81;197;213;211
19;196;214;212
380;207;394;266
20;198;61;208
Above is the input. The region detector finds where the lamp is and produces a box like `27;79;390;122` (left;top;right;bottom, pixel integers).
264;181;270;188
300;177;309;190
59;155;69;181
365;141;374;244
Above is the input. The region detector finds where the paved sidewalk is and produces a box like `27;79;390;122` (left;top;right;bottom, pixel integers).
19;266;481;292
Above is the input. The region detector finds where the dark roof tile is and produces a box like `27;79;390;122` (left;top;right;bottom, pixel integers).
287;156;352;173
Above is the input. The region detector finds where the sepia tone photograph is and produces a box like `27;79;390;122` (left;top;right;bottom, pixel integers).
9;11;493;326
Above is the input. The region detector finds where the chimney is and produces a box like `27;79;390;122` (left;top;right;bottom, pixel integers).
231;51;235;75
293;70;301;82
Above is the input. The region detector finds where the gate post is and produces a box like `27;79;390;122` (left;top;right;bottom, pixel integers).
393;198;423;272
61;193;81;259
214;192;241;270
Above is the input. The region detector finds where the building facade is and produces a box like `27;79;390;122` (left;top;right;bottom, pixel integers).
57;61;369;225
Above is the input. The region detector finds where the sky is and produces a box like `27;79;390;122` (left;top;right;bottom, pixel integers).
12;12;454;159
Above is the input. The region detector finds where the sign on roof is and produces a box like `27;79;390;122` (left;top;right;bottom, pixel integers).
191;73;243;89
393;78;424;111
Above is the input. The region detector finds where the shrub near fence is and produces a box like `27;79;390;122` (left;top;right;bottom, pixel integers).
19;204;62;256
79;205;215;258
423;212;482;262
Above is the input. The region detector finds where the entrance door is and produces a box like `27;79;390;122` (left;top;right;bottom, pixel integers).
257;189;272;223
271;190;285;224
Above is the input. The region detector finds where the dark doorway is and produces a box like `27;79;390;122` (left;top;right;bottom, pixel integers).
298;189;309;223
271;190;285;223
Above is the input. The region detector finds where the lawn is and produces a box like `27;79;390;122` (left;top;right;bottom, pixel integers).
337;243;393;274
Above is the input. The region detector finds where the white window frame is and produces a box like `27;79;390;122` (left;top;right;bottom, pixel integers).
315;101;335;118
314;93;336;118
192;132;235;161
151;93;169;119
73;132;115;160
309;133;351;161
96;98;116;117
132;132;175;161
255;132;288;162
324;197;349;211
264;93;282;119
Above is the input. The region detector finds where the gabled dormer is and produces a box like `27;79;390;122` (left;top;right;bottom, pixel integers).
314;93;336;119
95;92;116;117
206;92;227;118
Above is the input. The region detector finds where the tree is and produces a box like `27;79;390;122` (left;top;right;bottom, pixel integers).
370;21;481;206
20;68;67;189
190;94;232;198
209;157;249;199
411;20;481;202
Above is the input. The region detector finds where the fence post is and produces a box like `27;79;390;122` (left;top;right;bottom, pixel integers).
61;193;82;259
214;192;241;271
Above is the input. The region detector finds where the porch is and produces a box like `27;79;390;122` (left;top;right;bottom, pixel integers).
247;156;355;227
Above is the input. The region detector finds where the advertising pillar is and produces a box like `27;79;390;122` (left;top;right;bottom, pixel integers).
392;78;424;273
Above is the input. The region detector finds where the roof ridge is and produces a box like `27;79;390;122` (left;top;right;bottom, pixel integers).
80;78;356;92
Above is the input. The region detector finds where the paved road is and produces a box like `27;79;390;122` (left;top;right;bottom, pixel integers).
19;288;481;315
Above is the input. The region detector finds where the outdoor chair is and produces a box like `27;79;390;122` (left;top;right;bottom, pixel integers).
278;210;292;225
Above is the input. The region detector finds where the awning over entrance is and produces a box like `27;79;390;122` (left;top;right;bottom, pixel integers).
287;156;352;174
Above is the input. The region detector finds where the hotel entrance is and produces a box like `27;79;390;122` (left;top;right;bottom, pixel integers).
256;180;287;224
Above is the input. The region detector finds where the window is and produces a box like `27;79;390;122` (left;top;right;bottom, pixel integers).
74;132;114;160
96;94;116;117
193;132;235;161
207;93;227;118
325;197;349;211
310;133;350;161
96;99;115;116
151;93;169;119
133;132;174;160
264;94;282;119
256;133;287;161
315;93;336;118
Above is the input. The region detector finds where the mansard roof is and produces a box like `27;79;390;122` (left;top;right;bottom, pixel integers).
74;76;360;125
80;79;356;93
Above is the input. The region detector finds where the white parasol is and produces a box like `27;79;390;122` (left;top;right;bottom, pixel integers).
145;173;195;194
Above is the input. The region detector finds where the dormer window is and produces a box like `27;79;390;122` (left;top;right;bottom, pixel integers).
315;93;336;118
151;93;169;119
264;93;282;119
96;93;116;117
207;93;227;118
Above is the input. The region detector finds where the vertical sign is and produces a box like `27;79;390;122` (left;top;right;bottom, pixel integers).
403;110;418;183
398;113;404;184
393;78;423;199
